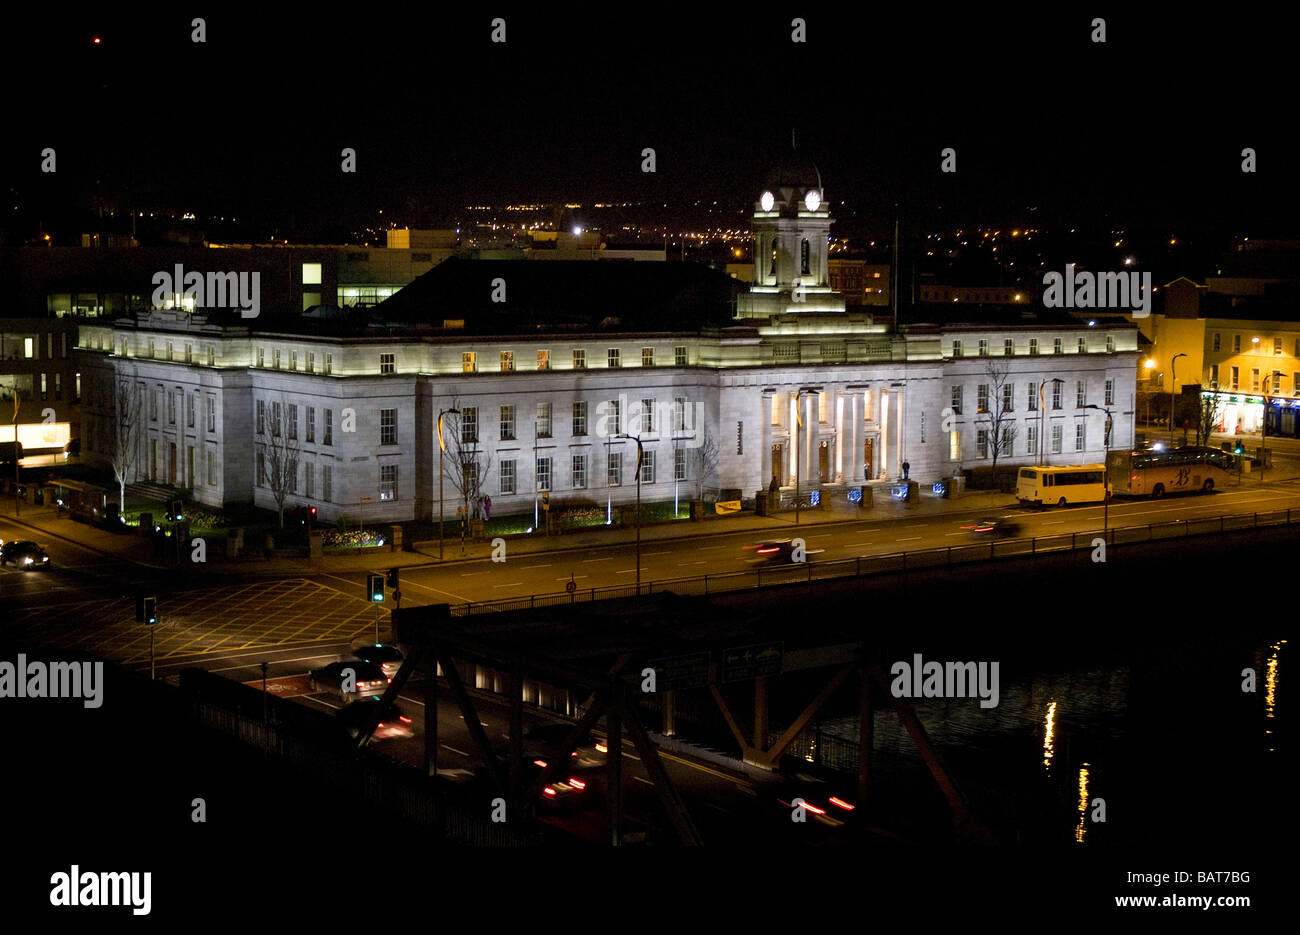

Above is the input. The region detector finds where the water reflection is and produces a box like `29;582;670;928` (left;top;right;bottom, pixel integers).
1042;701;1057;774
1265;639;1284;753
1074;763;1090;843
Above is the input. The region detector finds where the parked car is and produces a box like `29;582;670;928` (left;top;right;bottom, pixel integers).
309;660;389;701
959;517;1022;538
0;540;51;569
350;643;404;679
337;697;413;741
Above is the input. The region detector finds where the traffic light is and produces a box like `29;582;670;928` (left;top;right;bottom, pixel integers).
136;595;158;625
367;573;384;602
386;567;399;590
167;498;184;522
308;506;317;528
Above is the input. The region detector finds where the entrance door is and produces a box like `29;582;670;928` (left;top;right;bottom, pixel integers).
864;438;875;480
771;443;783;485
818;441;830;483
168;443;177;485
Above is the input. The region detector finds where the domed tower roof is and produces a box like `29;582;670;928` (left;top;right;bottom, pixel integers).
764;151;822;193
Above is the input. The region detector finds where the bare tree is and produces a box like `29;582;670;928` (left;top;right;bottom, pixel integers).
1194;390;1224;447
689;425;720;501
979;359;1019;482
255;394;300;529
438;402;494;540
108;377;143;513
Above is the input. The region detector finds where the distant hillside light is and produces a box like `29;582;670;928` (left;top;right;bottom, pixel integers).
92;36;102;45
572;226;582;235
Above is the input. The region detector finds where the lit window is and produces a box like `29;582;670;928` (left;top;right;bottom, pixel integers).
302;263;322;285
381;353;395;374
500;351;514;372
463;352;476;373
608;348;621;368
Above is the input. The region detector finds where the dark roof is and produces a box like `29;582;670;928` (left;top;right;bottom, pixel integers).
368;257;744;335
903;302;1104;328
1199;286;1300;321
764;151;822;193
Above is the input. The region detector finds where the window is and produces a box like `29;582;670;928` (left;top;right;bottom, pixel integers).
1053;338;1063;355
1075;423;1086;451
607;399;622;435
1294;372;1300;391
640;449;655;484
978;339;989;357
949;429;961;460
1000;426;1013;456
207;397;215;433
1077;338;1086;354
537;350;549;371
1076;380;1086;408
380;408;397;445
641;398;654;433
461;407;477;443
952;340;963;358
499;405;515;441
290;350;298;371
380;353;395;374
977;429;989;459
462;352;476;373
55;374;63;401
499;460;516;495
380;464;398;501
1052;382;1062;410
674;397;688;431
951;386;963;414
675;447;687;481
675;345;687;367
642;347;654;367
537;402;552;438
166;341;174;361
207;449;216;486
288;459;298;495
1027;382;1038;411
207;346;215;367
1295;339;1300;358
305;463;314;499
287;404;297;440
1251;368;1260;391
977;385;989;413
302;262;322;285
573;349;586;369
571;454;587;489
187;393;195;428
324;409;333;446
1105;380;1114;405
608;348;621;368
1210;364;1219;386
1026;424;1038;456
1106;335;1115;353
306;407;315;443
256;399;265;434
1213;333;1221;352
536;457;552;491
149;339;156;359
271;401;282;436
1276;337;1284;356
572;401;588;436
273;349;282;370
324;353;333;375
38;374;47;401
1051;425;1063;454
185;343;192;364
1004;339;1014;357
1231;366;1239;390
307;351;315;373
256;451;265;486
801;239;810;275
169;388;178;424
322;465;332;502
607;452;622;486
61;333;68;358
1002;383;1013;412
1029;338;1039;356
499;351;513;372
1233;335;1241;353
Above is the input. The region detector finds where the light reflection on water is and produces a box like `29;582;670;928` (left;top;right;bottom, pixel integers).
1042;701;1057;774
1074;764;1090;843
1265;639;1284;753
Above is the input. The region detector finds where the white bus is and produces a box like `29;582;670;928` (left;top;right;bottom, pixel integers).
1106;446;1235;498
1017;464;1109;507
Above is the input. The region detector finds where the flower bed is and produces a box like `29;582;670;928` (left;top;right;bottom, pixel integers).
322;528;388;548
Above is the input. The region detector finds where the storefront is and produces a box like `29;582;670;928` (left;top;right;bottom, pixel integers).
1211;391;1300;438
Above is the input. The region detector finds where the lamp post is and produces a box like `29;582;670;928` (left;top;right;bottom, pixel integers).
1085;404;1112;536
617;433;643;593
1169;352;1187;447
1261;370;1280;484
1143;358;1155;429
794;389;818;524
437;407;459;561
1039;378;1064;466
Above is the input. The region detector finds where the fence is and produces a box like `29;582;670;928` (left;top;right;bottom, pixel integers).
449;507;1300;616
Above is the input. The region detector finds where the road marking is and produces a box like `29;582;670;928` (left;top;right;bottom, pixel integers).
843;543;874;548
644;551;671;556
904;524;926;528
678;561;708;565
519;563;552;569
491;582;524;588
1041;520;1064;525
555;575;589;581
615;568;648;574
440;744;469;757
633;776;654;785
460;571;490;576
699;545;726;551
582;557;614;563
944;532;968;537
895;536;922;542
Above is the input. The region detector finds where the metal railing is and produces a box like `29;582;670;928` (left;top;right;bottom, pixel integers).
448;507;1300;616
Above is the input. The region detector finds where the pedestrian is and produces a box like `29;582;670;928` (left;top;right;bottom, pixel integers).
484;495;492;520
902;460;911;480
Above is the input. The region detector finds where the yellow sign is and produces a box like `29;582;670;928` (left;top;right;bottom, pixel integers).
714;500;741;515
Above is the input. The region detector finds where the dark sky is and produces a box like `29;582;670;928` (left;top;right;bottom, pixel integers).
4;6;1297;242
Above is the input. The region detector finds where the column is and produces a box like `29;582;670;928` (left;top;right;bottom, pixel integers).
894;385;905;479
804;394;818;488
760;391;773;488
849;391;865;484
835;391;844;483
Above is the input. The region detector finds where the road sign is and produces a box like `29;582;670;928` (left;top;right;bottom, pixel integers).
721;641;783;683
565;578;576;593
646;651;712;690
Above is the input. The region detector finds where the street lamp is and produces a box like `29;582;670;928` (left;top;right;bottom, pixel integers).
1169;353;1187;446
794;389;819;524
1085;404;1112;536
1261;370;1281;483
1039;378;1065;466
617;433;643;594
437;407;459;561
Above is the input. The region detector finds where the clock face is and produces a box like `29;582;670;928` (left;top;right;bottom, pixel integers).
804;189;822;211
760;191;775;212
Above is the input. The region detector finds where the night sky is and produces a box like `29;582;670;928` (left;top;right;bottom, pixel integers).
4;7;1297;242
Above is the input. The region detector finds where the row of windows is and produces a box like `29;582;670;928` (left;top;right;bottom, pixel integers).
255;347;334;374
951;336;1116;358
458;399;695;443
255;456;340;501
497;449;685;494
1207;366;1295;393
464;345;691;373
95;333;221;368
1211;334;1300;357
963;421;1107;459
952;380;1116;414
0;332;68;361
0;372;78;402
255;399;336;445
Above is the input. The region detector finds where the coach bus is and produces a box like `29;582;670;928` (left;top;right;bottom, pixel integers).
1016;464;1109;507
1106;446;1234;498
